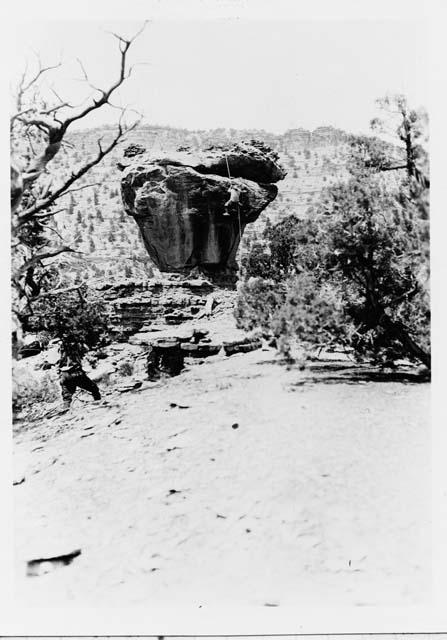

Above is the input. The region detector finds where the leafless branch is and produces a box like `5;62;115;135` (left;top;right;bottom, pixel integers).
15;62;29;112
35;207;67;220
62;23;146;132
16;119;137;225
10;107;35;126
379;164;407;173
24;128;37;156
42;102;72;115
48;85;67;104
45;224;69;243
60;182;102;196
75;57;103;94
76;57;90;83
22;61;62;95
16;57;62;114
34;284;84;300
17;245;77;274
11;23;145;215
61;139;76;151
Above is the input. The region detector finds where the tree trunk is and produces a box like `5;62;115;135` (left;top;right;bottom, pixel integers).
381;314;431;369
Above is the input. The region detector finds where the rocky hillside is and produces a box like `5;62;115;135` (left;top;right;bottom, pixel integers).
46;124;349;285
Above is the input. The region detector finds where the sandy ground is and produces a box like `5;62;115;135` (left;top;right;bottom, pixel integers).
13;349;431;607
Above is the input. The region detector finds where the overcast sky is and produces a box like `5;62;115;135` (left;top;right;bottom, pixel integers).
11;18;428;134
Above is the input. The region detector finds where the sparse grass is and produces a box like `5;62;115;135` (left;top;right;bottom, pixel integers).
116;360;135;376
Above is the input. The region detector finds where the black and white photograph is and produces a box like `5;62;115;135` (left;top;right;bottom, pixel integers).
3;0;446;630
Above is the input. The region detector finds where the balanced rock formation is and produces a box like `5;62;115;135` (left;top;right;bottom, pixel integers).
120;141;286;285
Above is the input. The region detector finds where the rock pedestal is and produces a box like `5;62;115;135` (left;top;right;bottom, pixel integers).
120;141;285;285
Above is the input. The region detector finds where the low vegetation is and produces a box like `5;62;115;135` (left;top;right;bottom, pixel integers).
236;96;430;369
30;286;110;358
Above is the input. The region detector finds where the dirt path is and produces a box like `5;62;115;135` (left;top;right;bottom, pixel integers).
13;350;431;607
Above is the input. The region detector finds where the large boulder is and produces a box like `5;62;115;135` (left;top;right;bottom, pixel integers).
120;141;285;285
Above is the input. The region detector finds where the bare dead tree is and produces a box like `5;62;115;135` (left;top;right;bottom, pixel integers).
371;94;430;188
10;23;146;332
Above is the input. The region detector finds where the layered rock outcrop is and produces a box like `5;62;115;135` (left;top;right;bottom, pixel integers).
96;276;234;336
92;277;262;372
120;141;285;285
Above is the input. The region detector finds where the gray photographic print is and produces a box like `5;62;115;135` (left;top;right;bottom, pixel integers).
7;0;436;622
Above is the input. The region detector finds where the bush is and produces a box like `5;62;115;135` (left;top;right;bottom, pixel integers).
235;272;349;360
240;243;272;280
116;359;134;376
12;362;60;411
272;274;350;355
236;171;430;367
31;286;110;359
235;277;285;336
242;215;320;284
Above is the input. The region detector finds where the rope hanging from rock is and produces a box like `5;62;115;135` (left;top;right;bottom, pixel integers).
224;153;243;242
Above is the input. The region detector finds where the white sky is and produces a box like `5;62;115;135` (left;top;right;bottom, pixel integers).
11;17;428;135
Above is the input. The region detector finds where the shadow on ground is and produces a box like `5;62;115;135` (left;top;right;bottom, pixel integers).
287;361;430;386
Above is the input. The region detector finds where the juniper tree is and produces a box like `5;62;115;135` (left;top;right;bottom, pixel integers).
236;96;430;367
31;286;110;359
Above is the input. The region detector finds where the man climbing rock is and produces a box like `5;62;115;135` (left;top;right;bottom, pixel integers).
223;181;242;216
58;342;101;407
